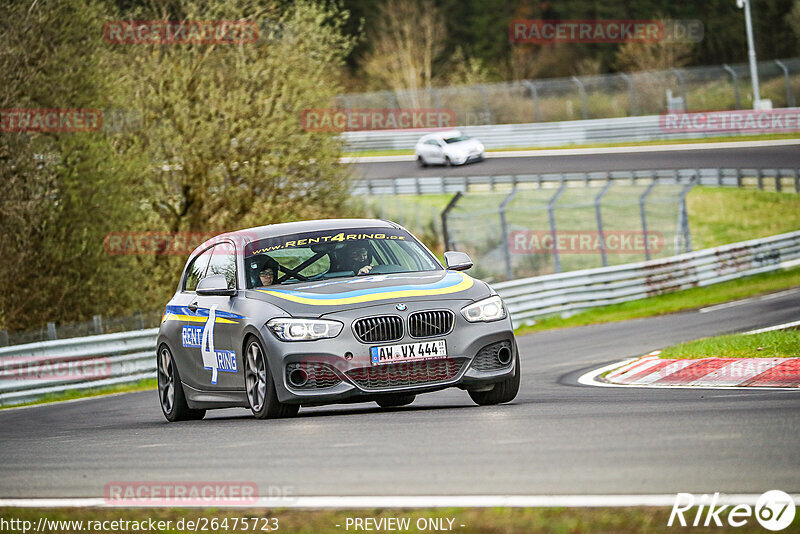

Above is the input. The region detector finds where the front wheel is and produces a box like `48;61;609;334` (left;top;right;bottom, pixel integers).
245;337;299;419
417;155;428;167
468;352;520;406
157;345;205;422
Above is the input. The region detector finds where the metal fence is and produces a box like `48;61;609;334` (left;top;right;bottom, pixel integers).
1;231;797;405
442;178;694;282
494;230;800;327
1;310;163;348
340;57;800;126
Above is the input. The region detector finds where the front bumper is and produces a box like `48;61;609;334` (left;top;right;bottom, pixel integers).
259;299;517;405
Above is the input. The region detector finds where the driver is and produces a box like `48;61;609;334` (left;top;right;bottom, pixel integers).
258;257;279;286
343;244;372;275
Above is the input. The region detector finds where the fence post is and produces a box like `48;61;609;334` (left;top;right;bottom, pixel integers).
774;60;795;107
440;192;463;250
499;188;518;280
93;315;103;335
775;170;782;192
757;168;763;190
678;176;697;253
620;73;636;115
722;65;741;109
671;69;688;111
595;179;614;267
795;168;800;193
522;80;542;122
47;322;57;341
475;84;492;124
0;330;8;347
639;180;658;261
570;76;589;119
548;180;567;273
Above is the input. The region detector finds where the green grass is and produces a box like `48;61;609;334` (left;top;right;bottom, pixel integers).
688;188;800;250
658;330;800;360
0;378;156;410
515;266;800;335
2;506;794;533
341;133;800;158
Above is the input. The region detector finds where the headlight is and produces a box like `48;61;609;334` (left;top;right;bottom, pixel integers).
461;295;506;322
267;318;343;341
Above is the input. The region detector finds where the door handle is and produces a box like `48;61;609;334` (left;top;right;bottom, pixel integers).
188;302;198;312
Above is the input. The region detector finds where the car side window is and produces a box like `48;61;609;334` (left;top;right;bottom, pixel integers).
425;139;440;146
184;247;214;292
206;243;237;289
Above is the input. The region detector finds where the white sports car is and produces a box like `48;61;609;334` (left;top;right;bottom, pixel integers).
414;131;485;167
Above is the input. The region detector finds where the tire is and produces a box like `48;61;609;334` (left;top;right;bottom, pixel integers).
417;155;428;167
444;156;452;166
245;336;299;419
468;351;520;406
375;394;416;408
157;345;206;422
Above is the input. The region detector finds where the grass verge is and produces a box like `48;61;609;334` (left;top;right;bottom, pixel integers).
2;506;794;533
342;133;800;158
515;266;800;335
658;330;800;359
0;378;156;410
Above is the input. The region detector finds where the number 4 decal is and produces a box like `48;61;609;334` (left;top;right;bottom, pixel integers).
201;305;219;384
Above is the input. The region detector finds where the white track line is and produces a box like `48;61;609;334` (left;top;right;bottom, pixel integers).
3;494;798;508
743;319;800;335
342;138;800;163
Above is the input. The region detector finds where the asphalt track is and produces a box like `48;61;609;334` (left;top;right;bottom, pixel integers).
1;289;799;499
353;143;800;180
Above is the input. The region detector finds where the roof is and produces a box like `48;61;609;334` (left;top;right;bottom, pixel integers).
193;218;401;257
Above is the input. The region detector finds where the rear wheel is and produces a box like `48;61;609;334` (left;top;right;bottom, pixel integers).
468;352;520;406
157;345;205;422
245;337;299;419
376;394;416;408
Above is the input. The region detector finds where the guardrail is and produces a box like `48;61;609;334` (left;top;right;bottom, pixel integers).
341;109;800;152
1;231;798;405
493;230;800;327
353;167;800;196
0;329;158;406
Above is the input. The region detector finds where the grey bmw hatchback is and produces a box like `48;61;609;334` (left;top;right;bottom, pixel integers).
156;219;519;421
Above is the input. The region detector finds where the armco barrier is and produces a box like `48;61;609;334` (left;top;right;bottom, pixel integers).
352;167;800;196
341;109;800;152
494;230;800;327
0;231;798;405
0;328;158;406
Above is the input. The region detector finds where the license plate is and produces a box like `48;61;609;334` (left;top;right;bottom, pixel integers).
370;340;447;366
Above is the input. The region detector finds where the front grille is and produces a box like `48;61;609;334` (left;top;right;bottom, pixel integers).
353;315;403;343
286;362;341;390
408;310;454;338
346;358;466;390
471;341;513;372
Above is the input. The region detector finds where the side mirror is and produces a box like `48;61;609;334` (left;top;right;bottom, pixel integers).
196;274;236;296
444;251;473;271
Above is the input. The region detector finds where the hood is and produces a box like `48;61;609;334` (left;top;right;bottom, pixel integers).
245;271;489;316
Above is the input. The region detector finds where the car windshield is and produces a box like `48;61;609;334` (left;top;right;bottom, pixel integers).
244;227;441;287
443;135;470;144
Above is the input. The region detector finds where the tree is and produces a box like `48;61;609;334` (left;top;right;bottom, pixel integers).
361;0;447;106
